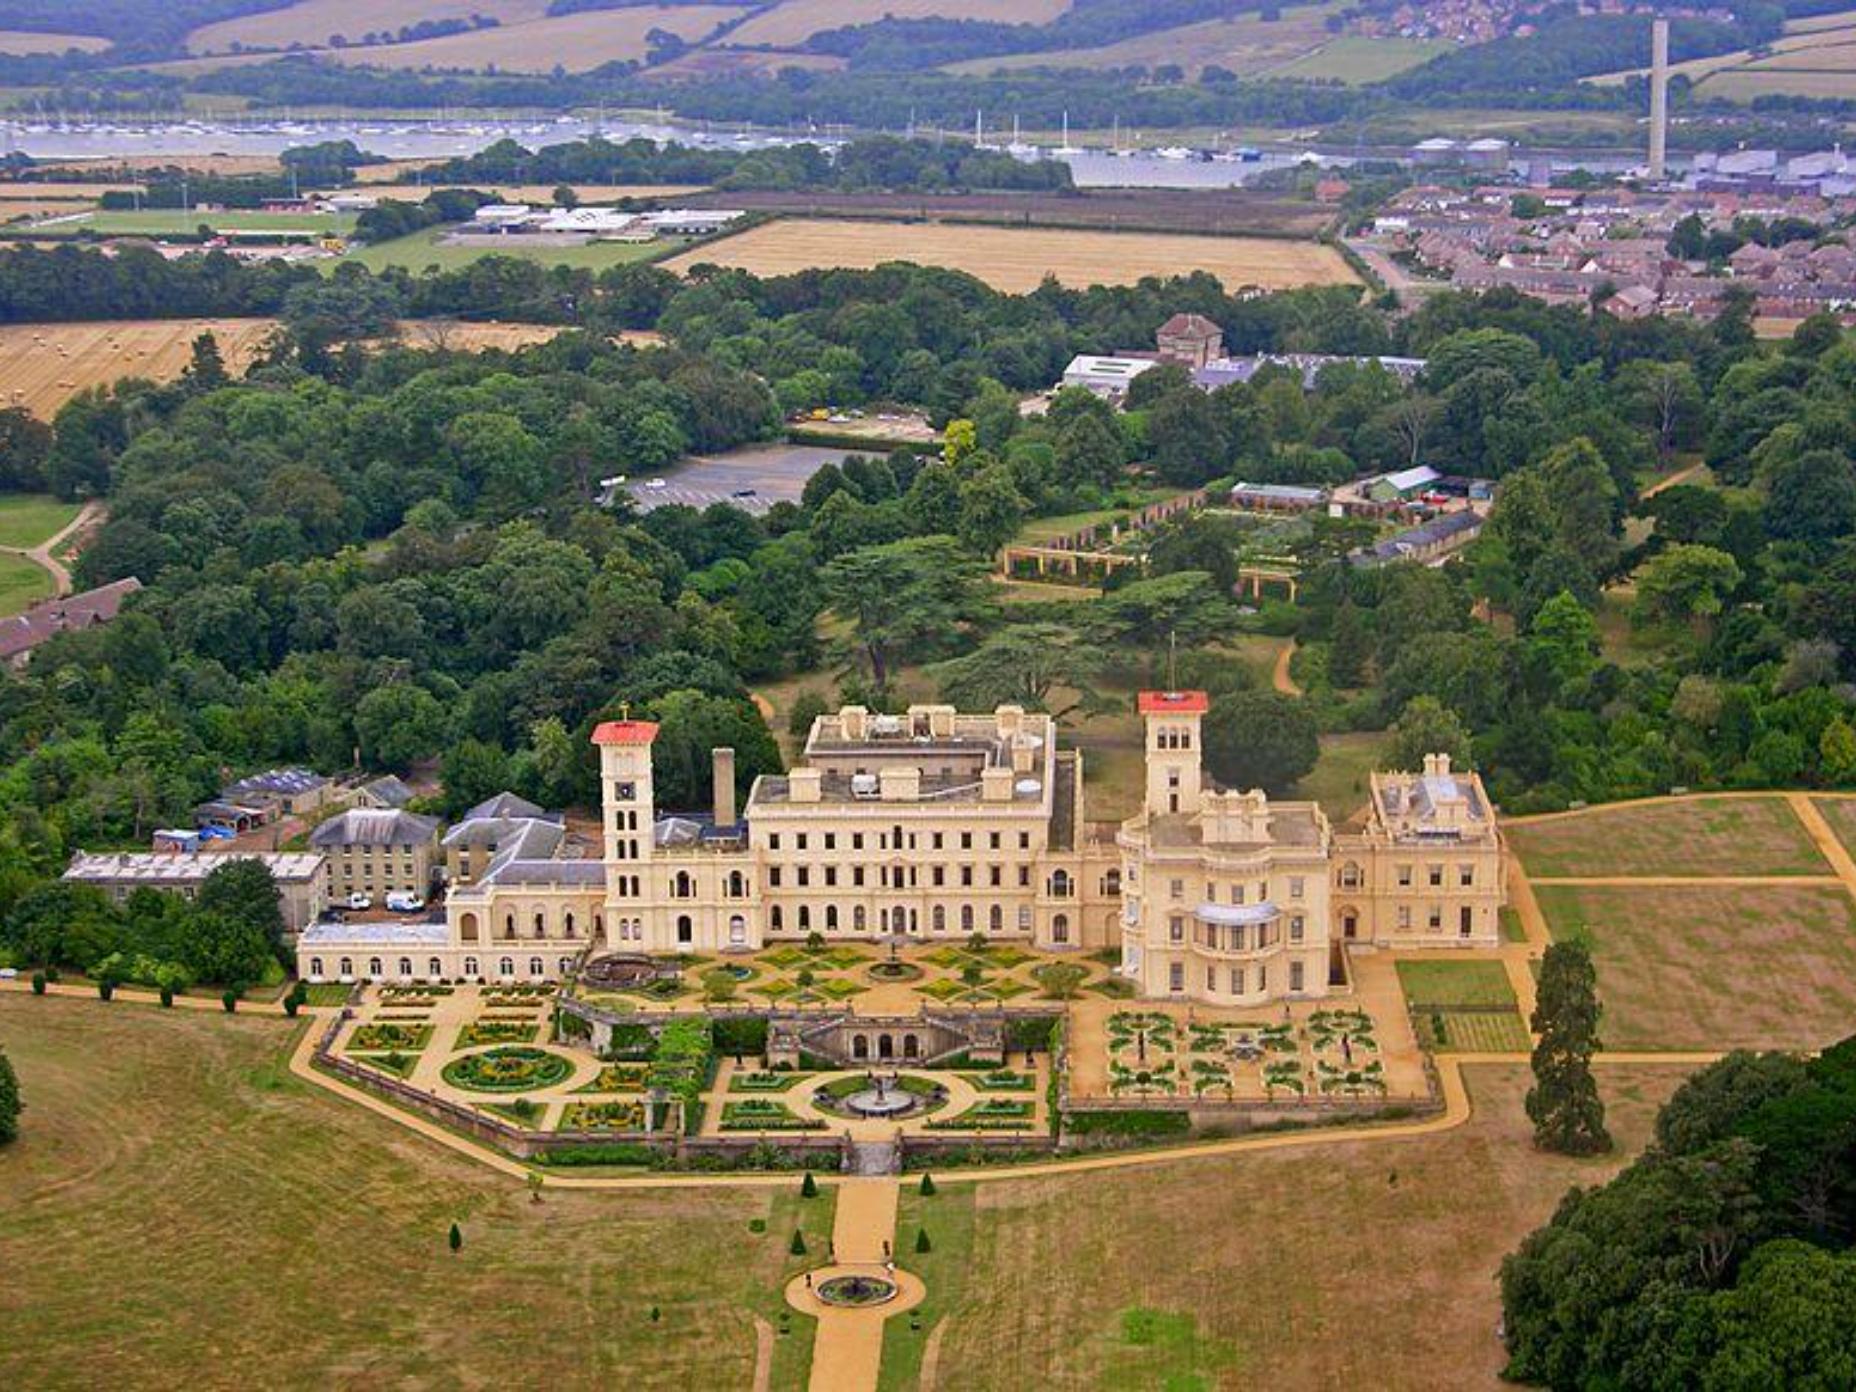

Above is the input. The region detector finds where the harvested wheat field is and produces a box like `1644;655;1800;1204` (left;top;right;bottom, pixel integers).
186;0;554;54
0;29;108;54
664;218;1359;293
0;320;578;417
321;7;737;72
0;320;278;418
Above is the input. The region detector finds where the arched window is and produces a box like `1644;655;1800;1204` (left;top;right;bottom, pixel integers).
310;957;324;979
674;871;694;898
398;957;412;978
903;1035;919;1059
1103;869;1121;895
799;905;811;930
989;904;1003;932
533;912;546;938
502;914;515;940
339;957;352;977
499;956;514;977
427;957;441;978
676;914;693;944
932;905;946;932
960;904;974;932
368;957;382;978
854;905;866;931
853;1035;870;1060
528;957;543;977
1340;862;1362;889
464;957;478;977
771;905;784;931
564;912;576;938
559;956;573;974
460;913;479;942
826;905;839;930
729;914;747;947
728;870;745;897
1052;913;1070;944
1050;869;1072;898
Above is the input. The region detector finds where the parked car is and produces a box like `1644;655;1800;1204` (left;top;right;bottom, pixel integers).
386;891;426;913
346;893;373;911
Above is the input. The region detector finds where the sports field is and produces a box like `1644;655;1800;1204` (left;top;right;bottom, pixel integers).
662;219;1358;293
346;228;685;273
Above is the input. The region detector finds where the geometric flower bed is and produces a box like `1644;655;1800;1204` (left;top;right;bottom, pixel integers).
975;1068;1035;1092
927;1098;1035;1131
573;1063;648;1094
729;1070;811;1093
719;1099;826;1131
559;1100;648;1131
348;1023;432;1052
457;1020;538;1048
441;1046;573;1093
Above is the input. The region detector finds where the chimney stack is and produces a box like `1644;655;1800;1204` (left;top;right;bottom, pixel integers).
1649;18;1669;182
712;746;736;829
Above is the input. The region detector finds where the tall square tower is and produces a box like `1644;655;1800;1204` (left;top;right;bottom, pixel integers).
1139;690;1208;817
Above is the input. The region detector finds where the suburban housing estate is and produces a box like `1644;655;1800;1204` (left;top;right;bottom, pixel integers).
295;693;1505;1004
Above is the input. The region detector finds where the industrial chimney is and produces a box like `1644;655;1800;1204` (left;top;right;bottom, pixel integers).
712;746;737;830
1649;17;1670;181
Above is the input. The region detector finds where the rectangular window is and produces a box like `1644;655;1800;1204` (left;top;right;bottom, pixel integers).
1290;960;1304;992
1428;906;1443;931
824;867;837;887
796;867;810;888
1428;864;1443;887
824;832;836;850
932;866;945;887
1461;905;1475;936
852;833;864;851
961;832;973;850
768;867;782;888
1169;963;1184;992
796;833;808;851
1258;964;1267;992
1289;915;1304;943
1169;879;1185;900
1459;864;1475;887
1206;965;1216;991
989;866;1002;887
1232;885;1245;905
1231;967;1244;994
961;866;973;887
931;832;942;850
1169;915;1185;942
1019;832;1031;850
1289;876;1305;900
1018;866;1030;887
1397;864;1413;887
1018;906;1032;929
1396;905;1411;929
989;831;1001;850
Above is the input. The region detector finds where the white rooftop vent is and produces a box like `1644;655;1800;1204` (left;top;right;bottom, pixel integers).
1015;778;1042;796
871;715;903;736
850;773;880;798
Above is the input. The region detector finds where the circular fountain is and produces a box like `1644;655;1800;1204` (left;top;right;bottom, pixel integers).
814;1072;945;1120
815;1274;900;1308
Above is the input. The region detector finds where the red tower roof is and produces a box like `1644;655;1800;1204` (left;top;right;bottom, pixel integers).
591;720;660;746
1137;690;1210;715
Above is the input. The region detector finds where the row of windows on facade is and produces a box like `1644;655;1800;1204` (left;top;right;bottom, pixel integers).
765;828;1037;853
614;866;1095;899
310;954;570;979
1336;863;1479;889
1163;877;1307;903
1167;916;1305;949
1165;960;1305;994
1154;728;1194;750
457;911;597;941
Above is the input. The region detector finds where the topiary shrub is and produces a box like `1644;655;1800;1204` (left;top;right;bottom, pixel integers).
789;1229;807;1256
915;1228;932;1254
96;979;114;1001
159;985;175;1008
919;1173;936;1196
448;1222;461;1253
801;1171;818;1198
222;990;238;1013
30;972;44;996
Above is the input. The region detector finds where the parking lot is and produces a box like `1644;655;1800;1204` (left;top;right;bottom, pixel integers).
625;443;859;516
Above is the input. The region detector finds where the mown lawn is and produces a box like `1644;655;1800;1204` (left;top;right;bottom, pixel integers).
0;996;822;1391
0;493;80;549
0;552;51;616
1395;959;1517;1009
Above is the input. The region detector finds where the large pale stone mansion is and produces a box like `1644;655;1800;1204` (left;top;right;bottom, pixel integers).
297;693;1505;1003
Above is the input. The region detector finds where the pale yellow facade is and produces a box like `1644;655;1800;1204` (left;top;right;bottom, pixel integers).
297;696;1503;993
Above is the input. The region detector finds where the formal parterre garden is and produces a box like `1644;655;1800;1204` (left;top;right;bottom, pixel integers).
1103;1007;1385;1100
442;1046;574;1093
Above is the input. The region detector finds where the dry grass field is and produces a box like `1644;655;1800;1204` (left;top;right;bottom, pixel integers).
323;7;737;72
728;0;1068;49
187;0;554;54
902;1065;1682;1392
1533;881;1856;1051
948;0;1336;78
0;996;826;1391
1505;795;1830;878
0;319;571;418
351;180;710;203
0;319;278;418
1812;795;1856;859
0;30;108;54
663;218;1357;293
1589;8;1856;99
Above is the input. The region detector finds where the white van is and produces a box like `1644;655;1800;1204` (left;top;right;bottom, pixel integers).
386;891;426;913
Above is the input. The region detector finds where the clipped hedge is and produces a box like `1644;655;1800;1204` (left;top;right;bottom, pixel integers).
713;1015;769;1057
1064;1109;1191;1138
